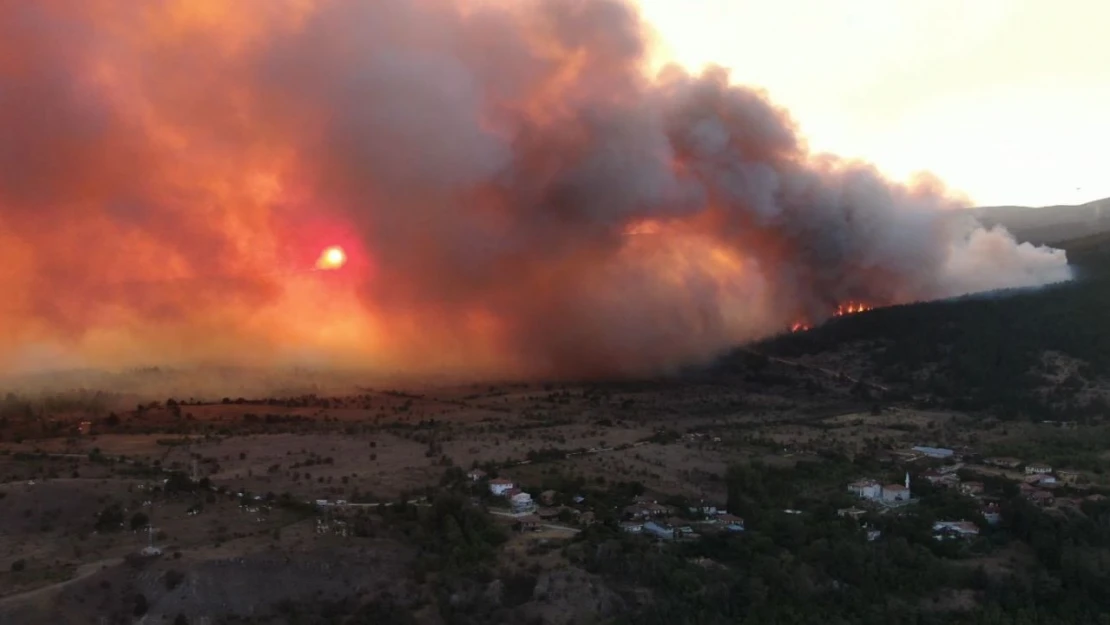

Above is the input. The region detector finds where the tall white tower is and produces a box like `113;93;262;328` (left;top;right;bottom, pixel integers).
905;471;911;490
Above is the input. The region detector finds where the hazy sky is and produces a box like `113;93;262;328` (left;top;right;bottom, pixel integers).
636;0;1109;207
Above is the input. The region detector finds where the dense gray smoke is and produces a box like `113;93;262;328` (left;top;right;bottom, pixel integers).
0;0;1070;381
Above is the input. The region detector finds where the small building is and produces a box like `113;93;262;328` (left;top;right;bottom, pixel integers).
1028;489;1055;507
539;490;557;506
959;481;985;496
838;507;867;520
933;520;980;539
1025;463;1053;475
982;503;1002;525
848;480;882;500
514;515;541;532
717;513;745;532
666;518;694;536
77;420;93;435
620;522;643;533
866;528;882;542
923;470;959;487
643;521;675;540
913;446;954;459
467;468;488;482
881;484;911;502
1025;473;1057;486
489;477;514;496
511;491;536;513
985;457;1022;469
1057;470;1081;484
536;507;560;521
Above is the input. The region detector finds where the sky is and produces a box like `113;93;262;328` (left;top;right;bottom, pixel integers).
636;0;1110;208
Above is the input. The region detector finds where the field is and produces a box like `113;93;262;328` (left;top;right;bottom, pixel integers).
3;344;1110;623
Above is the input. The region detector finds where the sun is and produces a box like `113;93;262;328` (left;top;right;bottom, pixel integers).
316;245;347;270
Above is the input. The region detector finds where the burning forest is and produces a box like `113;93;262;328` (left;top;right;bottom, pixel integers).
0;0;1071;380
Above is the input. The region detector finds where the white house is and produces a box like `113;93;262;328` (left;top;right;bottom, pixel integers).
848;480;881;500
881;485;911;502
467;468;487;482
913;446;955;459
511;491;535;513
643;521;675;540
1025;463;1053;475
620;522;643;533
879;473;912;502
489;477;514;496
933;521;979;539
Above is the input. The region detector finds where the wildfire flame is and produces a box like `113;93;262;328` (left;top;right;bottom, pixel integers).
790;322;810;333
834;302;872;317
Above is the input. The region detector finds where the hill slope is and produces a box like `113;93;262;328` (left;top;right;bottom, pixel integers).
972;196;1110;245
753;243;1110;419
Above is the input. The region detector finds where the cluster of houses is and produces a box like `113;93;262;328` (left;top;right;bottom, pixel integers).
467;468;743;540
847;472;914;506
468;469;537;514
619;496;744;540
844;446;1110;542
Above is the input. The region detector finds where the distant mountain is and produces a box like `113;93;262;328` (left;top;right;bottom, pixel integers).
972;197;1110;245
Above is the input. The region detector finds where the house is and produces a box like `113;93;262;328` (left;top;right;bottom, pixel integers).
936;463;964;475
489;477;514;496
688;504;719;517
537;507;560;521
620;522;643;533
1025;473;1057;486
959;481;985;496
866;529;882;542
643;521;675;540
514;515;541;532
982;503;1002;525
1025;463;1053;475
667;518;695;536
933;520;979;539
881;484;911;502
539;490;557;506
1028;490;1055;507
467;468;487;482
913;446;954;459
923;470;959;487
511;491;536;513
1057;470;1081;484
985;457;1022;469
848;480;882;500
717;513;745;532
77;420;92;435
838;507;867;520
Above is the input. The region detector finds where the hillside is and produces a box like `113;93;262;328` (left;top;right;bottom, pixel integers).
972;196;1110;245
754;237;1110;419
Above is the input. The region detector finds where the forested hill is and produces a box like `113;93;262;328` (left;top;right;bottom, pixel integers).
752;237;1110;420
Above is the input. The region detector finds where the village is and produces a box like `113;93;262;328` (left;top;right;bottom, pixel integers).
303;438;1108;552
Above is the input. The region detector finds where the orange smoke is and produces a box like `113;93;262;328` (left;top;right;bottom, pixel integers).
0;0;1070;382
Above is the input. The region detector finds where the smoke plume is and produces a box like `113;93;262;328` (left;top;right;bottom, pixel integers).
0;0;1070;380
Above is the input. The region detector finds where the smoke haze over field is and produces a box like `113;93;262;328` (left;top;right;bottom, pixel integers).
0;0;1071;381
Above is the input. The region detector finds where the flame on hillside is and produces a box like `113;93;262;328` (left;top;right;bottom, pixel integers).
835;302;872;317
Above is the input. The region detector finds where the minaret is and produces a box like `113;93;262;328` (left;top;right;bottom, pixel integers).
905;471;911;491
